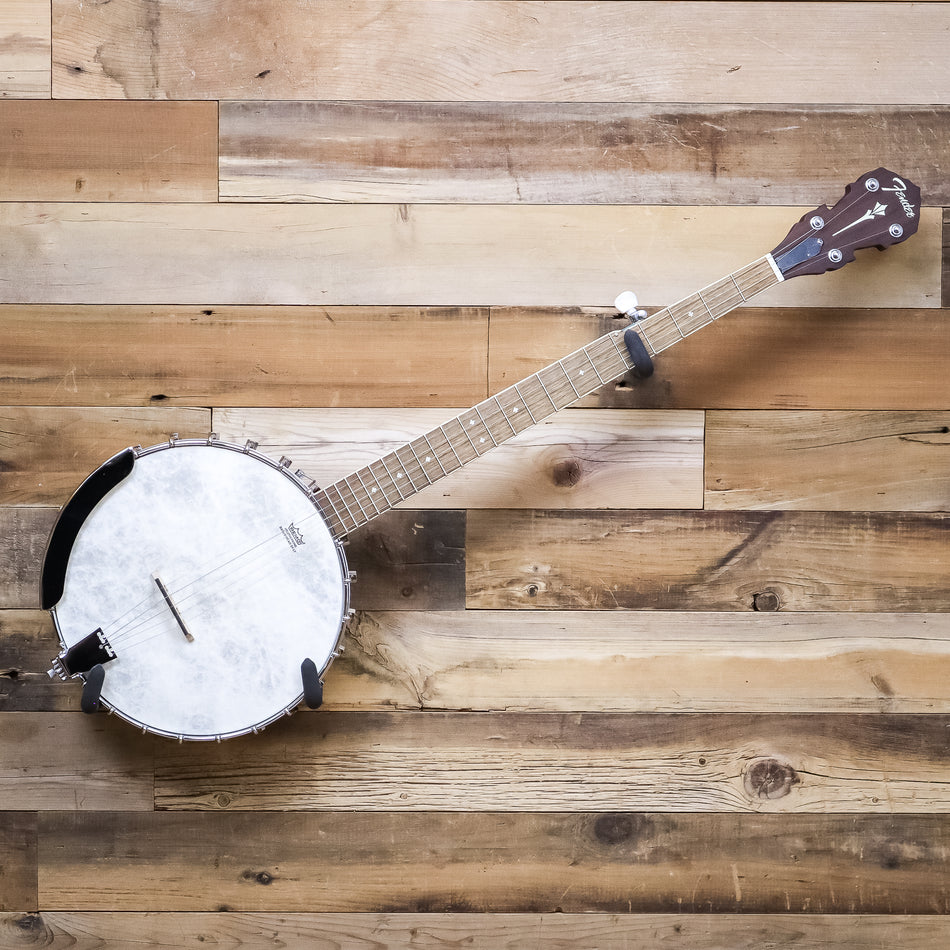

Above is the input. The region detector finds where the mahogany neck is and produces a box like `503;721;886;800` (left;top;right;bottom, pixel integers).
314;255;782;539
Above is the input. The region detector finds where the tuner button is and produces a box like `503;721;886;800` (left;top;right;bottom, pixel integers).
865;177;880;192
614;290;640;316
889;223;904;238
828;248;843;263
810;215;824;230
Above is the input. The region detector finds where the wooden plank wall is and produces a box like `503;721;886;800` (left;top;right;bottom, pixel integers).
2;1;950;946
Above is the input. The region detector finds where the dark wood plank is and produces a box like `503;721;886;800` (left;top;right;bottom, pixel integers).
37;810;950;912
154;712;950;813
0;408;211;506
0;714;154;811
0;510;56;610
5;912;950;949
466;510;950;611
705;410;950;510
0;306;488;408
220;102;950;205
53;0;950;103
0;101;218;201
490;307;950;410
347;510;466;611
0;813;36;912
0;611;72;713
0;204;936;307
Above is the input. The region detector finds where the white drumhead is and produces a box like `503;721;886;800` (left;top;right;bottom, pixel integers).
52;441;349;740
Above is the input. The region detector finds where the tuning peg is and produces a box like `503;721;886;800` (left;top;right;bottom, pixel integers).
614;290;647;321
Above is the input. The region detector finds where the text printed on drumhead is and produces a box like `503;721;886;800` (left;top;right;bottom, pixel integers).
280;522;306;552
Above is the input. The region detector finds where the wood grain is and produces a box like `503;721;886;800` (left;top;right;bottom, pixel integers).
0;813;35;912
705;410;950;510
0;715;154;811
4;912;950;950
0;611;67;713
0;407;211;506
332;610;950;714
153;711;950;813
53;1;950;103
0;204;938;307
0;510;56;610
212;408;705;510
220;102;950;205
0;306;488;408
0;101;218;201
490;307;950;410
0;0;49;98
7;912;950;950
36;810;950;912
466;510;950;611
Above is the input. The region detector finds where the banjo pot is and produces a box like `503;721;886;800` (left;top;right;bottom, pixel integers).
42;435;352;742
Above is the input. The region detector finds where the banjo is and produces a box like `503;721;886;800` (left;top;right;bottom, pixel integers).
42;168;921;741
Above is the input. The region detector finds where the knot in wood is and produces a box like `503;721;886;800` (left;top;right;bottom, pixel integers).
752;589;781;611
593;813;651;846
743;757;800;800
551;457;582;488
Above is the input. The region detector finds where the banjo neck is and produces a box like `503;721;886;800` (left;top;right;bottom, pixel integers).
312;255;782;540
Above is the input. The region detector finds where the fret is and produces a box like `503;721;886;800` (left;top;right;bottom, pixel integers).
731;273;747;302
354;469;384;515
582;346;607;384
535;372;559;412
439;424;465;468
421;432;450;477
457;414;483;454
342;476;371;521
366;461;394;506
472;405;498;446
697;289;715;320
557;359;581;399
607;331;634;369
513;383;538;424
328;483;359;529
408;439;438;483
493;395;519;437
379;456;408;500
395;445;424;490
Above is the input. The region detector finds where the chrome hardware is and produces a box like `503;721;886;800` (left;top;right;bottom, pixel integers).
243;439;259;453
889;223;904;238
169;433;180;444
866;177;880;192
207;432;219;444
614;290;648;321
828;248;843;263
810;215;824;230
279;456;293;468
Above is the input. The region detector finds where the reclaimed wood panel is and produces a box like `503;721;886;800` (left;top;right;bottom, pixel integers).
7;609;950;715
0;715;154;811
466;510;950;611
0;204;938;307
706;410;950;511
52;1;950;103
0;510;56;610
212;408;705;510
332;610;950;714
490;307;950;410
0;407;211;506
154;711;950;813
0;0;49;98
3;912;950;950
0;813;35;912
220;102;950;205
36;811;950;912
0;101;218;201
0;306;488;408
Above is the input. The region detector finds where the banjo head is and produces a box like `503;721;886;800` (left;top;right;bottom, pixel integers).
46;439;351;741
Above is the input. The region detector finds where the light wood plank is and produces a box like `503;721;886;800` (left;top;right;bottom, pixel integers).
0;407;211;506
466;510;950;611
1;0;50;98
36;811;950;912
4;912;950;950
706;410;950;511
154;711;950;813
333;610;950;714
0;306;488;408
0;204;938;307
0;714;154;811
0;101;218;202
0;814;35;912
220;102;950;205
52;1;950;103
212;408;705;511
0;509;56;610
490;307;950;410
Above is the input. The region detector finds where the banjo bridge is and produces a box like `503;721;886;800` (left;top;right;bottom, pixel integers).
48;627;116;681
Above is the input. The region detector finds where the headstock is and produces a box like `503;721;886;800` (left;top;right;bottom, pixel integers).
770;168;921;280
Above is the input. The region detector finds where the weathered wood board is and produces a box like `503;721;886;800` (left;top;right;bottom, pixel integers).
0;101;218;201
0;0;50;98
220;102;950;205
53;1;950;103
0;204;939;307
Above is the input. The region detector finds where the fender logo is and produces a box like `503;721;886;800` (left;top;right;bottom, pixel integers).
881;176;916;218
280;522;306;552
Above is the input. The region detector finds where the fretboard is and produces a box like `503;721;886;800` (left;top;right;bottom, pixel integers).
314;255;781;539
